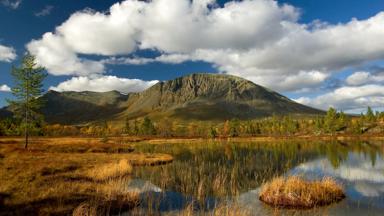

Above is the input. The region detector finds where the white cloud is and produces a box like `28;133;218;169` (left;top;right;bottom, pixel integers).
295;84;384;112
292;155;384;195
0;84;11;92
26;0;384;95
0;44;16;62
346;71;384;86
26;0;299;78
35;5;54;17
27;32;104;76
102;54;195;65
1;0;21;9
49;76;158;93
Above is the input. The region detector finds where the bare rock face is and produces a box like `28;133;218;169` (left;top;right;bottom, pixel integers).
1;73;323;124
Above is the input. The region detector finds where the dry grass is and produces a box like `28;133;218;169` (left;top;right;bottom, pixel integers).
86;159;133;181
259;176;345;209
73;178;140;216
0;137;172;215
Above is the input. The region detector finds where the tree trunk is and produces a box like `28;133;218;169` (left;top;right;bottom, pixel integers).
25;71;29;149
25;111;28;149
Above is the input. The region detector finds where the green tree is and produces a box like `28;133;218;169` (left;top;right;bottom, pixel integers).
8;54;47;149
336;111;348;131
365;106;375;123
324;107;338;134
140;117;156;135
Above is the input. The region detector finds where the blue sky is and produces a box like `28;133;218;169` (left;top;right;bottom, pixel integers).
1;0;384;113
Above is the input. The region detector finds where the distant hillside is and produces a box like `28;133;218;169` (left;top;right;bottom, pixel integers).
1;73;324;124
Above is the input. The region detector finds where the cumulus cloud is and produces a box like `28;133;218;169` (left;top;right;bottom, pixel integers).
26;0;300;81
0;44;16;62
49;76;158;93
1;0;21;9
26;0;384;104
295;84;384;112
27;32;104;76
0;84;11;92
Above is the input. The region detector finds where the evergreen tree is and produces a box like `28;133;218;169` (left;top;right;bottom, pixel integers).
324;107;338;134
365;106;375;123
140;117;156;135
8;54;47;149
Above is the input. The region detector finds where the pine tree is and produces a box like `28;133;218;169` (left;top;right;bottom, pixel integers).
8;54;47;149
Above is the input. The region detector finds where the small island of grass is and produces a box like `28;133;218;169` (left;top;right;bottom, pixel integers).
259;176;345;209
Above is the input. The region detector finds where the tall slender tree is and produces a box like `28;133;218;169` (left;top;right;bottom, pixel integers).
8;54;46;149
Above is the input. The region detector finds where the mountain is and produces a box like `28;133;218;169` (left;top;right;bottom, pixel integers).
1;73;323;124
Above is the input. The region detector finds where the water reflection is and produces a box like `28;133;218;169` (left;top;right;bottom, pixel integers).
290;152;384;208
131;140;384;215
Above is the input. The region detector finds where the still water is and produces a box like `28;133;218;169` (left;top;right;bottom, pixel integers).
129;140;384;215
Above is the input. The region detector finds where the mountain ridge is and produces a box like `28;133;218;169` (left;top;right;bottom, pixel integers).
1;73;324;124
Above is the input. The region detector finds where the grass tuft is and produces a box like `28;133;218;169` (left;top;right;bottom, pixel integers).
86;159;133;181
259;176;345;208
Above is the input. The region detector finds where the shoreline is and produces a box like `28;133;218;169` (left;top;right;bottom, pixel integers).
1;134;384;144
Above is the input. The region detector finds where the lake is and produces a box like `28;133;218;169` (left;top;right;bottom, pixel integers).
128;140;384;215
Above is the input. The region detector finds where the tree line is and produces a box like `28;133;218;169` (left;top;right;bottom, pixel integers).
2;107;383;138
1;54;384;143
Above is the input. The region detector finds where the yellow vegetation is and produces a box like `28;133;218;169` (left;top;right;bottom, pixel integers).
86;159;133;181
259;176;345;208
0;137;172;215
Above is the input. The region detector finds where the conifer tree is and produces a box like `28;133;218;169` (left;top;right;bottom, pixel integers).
8;54;46;149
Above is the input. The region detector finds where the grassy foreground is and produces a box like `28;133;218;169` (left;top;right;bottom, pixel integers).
259;176;345;209
0;137;173;215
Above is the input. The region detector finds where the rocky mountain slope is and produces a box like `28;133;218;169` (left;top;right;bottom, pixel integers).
1;73;323;124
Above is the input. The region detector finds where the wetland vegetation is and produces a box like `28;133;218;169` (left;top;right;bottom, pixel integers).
0;136;384;215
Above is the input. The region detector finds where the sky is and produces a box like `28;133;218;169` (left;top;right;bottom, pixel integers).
1;0;384;113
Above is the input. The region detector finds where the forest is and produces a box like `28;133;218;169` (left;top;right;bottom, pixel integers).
1;107;383;138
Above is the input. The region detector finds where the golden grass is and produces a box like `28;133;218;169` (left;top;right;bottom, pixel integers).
259;176;345;208
0;137;172;215
73;178;140;216
86;159;133;181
